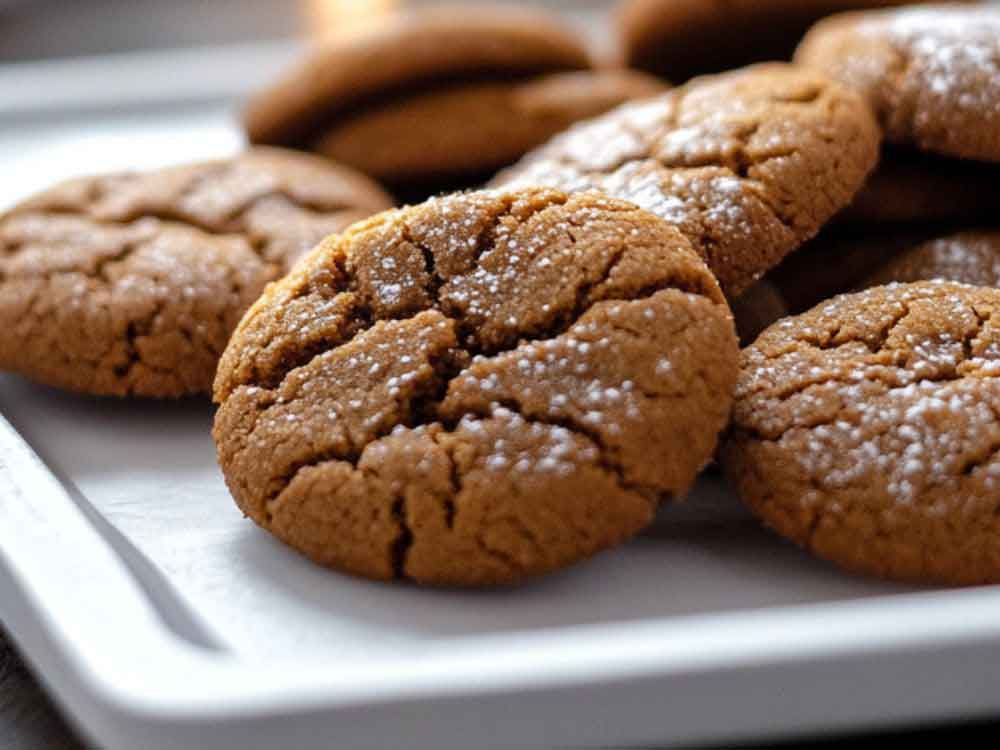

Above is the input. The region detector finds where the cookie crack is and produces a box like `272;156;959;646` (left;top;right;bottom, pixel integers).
251;198;718;396
447;399;659;505
243;279;721;490
389;490;413;581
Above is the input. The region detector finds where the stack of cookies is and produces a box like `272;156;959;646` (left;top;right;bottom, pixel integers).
3;1;1000;589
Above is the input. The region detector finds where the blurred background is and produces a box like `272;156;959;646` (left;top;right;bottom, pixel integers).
0;0;607;61
0;0;612;209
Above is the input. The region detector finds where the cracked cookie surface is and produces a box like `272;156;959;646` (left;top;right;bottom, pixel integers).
722;281;1000;585
212;187;739;586
0;147;393;397
796;5;1000;162
492;64;880;297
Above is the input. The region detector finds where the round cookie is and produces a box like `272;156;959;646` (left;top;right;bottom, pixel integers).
311;69;669;194
493;63;881;296
213;188;739;586
245;6;664;194
796;4;1000;162
618;0;951;83
0;147;393;398
863;230;1000;289
840;148;1000;226
723;281;1000;585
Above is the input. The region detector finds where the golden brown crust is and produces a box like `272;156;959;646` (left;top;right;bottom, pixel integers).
722;281;1000;585
796;4;1000;162
312;70;669;184
0;148;393;398
863;231;1000;288
619;0;951;82
493;64;881;296
213;187;739;586
244;5;592;147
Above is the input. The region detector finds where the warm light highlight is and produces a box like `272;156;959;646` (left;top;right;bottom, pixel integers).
305;0;401;38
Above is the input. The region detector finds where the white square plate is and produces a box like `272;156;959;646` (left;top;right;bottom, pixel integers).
2;42;1000;750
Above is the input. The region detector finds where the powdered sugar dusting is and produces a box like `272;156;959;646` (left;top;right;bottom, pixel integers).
862;6;1000;126
740;282;1000;509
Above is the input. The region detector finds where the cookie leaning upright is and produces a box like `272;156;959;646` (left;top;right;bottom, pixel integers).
796;4;1000;162
244;5;667;194
213;188;739;586
493;64;880;297
722;282;1000;585
0;148;393;398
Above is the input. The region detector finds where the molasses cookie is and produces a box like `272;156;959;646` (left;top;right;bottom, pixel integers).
245;6;663;195
723;281;1000;585
310;69;668;197
863;231;1000;288
796;4;1000;162
618;0;950;83
840;148;1000;226
0;148;393;398
494;64;880;296
213;188;739;586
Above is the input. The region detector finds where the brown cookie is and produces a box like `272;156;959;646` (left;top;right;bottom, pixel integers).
618;0;951;83
796;4;1000;162
493;63;880;296
862;230;1000;288
839;148;1000;227
0;147;393;398
213;188;739;586
311;69;669;194
723;281;1000;585
245;6;663;194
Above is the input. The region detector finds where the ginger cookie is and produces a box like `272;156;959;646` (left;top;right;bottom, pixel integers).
796;4;1000;162
493;64;880;296
863;231;1000;289
840;148;1000;226
310;70;668;197
244;6;663;194
722;281;1000;585
0;147;393;398
213;188;739;586
618;0;950;83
